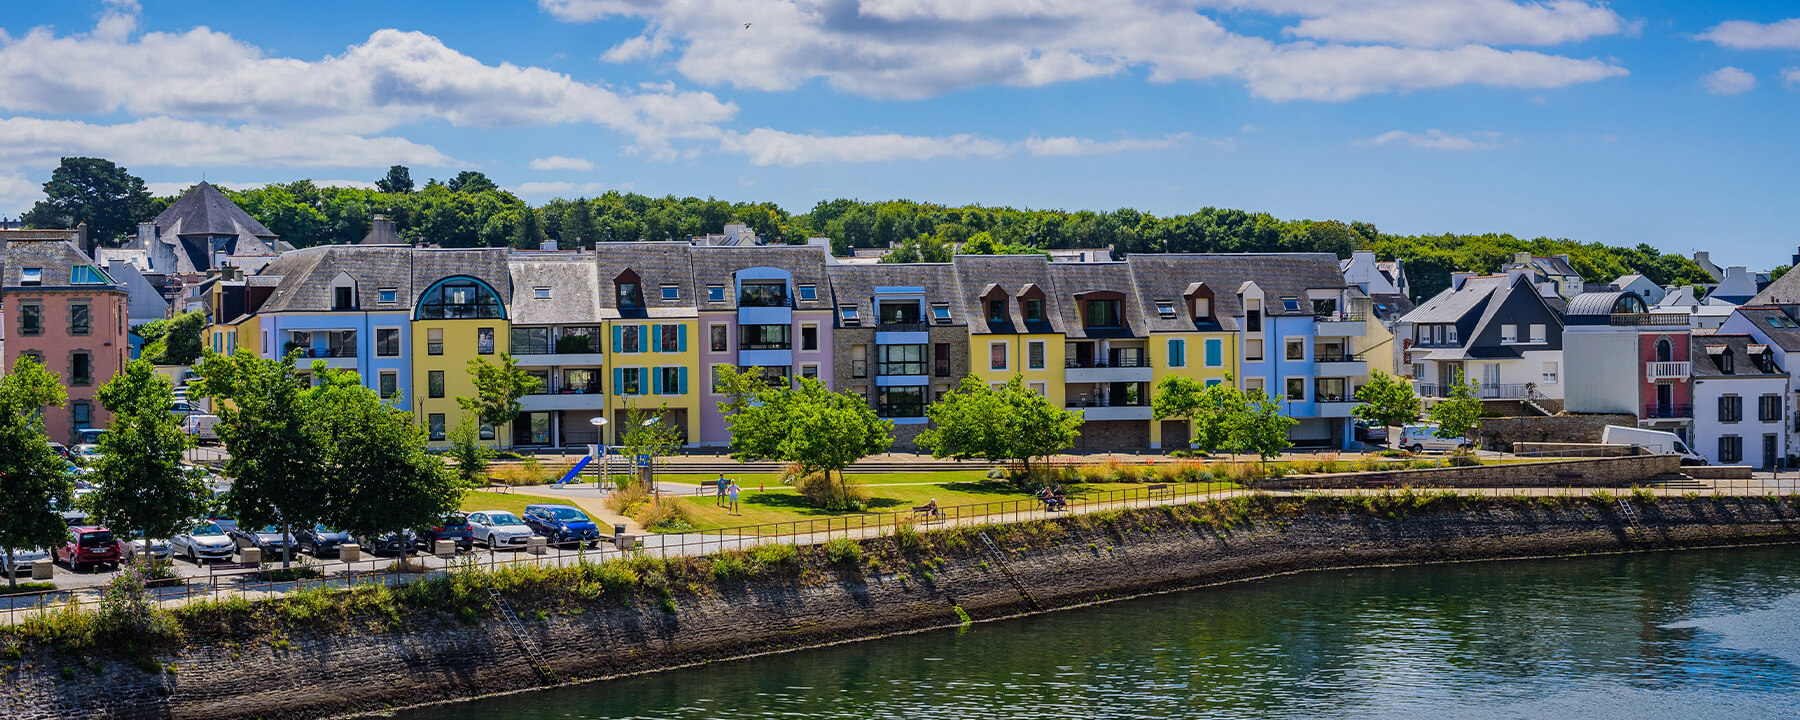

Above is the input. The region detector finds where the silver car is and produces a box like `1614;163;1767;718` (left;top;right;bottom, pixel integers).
171;521;237;563
2;548;50;576
467;510;534;550
124;535;172;561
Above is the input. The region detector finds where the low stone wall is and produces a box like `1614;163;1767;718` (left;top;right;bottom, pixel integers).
8;494;1796;720
1510;442;1640;458
1476;414;1637;451
1255;454;1678;490
1685;465;1755;480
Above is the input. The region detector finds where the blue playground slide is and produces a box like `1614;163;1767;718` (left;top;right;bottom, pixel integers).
556;454;594;486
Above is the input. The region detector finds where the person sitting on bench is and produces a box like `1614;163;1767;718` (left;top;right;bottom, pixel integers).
921;498;942;518
1039;486;1068;511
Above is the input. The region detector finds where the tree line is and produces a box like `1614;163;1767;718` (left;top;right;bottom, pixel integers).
20;157;1713;303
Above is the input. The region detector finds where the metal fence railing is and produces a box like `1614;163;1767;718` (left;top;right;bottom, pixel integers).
6;453;1797;625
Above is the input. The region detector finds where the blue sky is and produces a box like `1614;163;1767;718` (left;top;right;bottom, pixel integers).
0;0;1795;266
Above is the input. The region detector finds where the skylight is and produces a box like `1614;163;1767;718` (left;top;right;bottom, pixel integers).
19;268;41;286
534;287;551;299
931;305;951;322
798;285;817;300
1155;301;1176;319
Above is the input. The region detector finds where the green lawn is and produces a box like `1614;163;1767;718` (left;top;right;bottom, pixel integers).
644;470;997;487
459;491;540;518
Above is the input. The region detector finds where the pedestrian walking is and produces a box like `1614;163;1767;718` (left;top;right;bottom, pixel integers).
728;480;741;515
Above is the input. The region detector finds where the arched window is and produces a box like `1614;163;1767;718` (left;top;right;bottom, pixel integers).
415;276;504;320
1656;338;1672;363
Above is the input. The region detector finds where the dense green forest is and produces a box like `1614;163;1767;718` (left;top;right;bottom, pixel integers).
22;159;1714;303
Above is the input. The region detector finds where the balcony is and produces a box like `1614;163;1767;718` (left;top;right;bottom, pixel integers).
520;378;606;411
1643;403;1692;419
1645;361;1691;381
1067;398;1153;422
1065;356;1153;383
1417;383;1536;400
1314;309;1368;336
876;321;929;333
1314;352;1367;376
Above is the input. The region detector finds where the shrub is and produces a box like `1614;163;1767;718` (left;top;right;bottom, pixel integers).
605;481;653;516
823;537;863;564
795;471;869;511
1631;487;1657;504
1076;463;1112;484
1112;464;1147;483
636;496;696;532
95;564;179;646
894;520;923;550
751;543;798;568
710;550;755;580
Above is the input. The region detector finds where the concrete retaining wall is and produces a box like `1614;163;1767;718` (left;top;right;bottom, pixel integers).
7;495;1797;720
1256;454;1679;490
1685;465;1755;480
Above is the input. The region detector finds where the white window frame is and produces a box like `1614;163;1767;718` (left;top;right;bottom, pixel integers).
1245;338;1264;361
1244;377;1265;393
989;341;1009;371
1529;324;1546;343
1542;361;1559;384
1028;381;1047;397
1284;336;1306;362
1027;340;1045;370
1500;324;1518;343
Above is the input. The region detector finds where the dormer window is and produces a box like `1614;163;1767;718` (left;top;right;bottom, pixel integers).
1083;299;1121;329
1193;298;1211;319
708;285;725;302
987;299;1007;323
615;269;643;309
1024;298;1044;322
1155;301;1176;319
839;306;860;325
20;268;41;286
1722;350;1735;374
71;266;109;285
334;286;354;310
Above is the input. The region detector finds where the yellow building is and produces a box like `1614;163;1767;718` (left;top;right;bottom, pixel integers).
594;243;704;446
409;249;515;448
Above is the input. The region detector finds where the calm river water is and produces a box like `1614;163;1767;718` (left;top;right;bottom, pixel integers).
407;545;1800;719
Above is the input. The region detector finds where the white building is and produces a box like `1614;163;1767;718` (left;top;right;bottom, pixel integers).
1689;334;1787;468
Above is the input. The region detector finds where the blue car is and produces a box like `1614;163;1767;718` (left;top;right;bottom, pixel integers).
523;504;601;548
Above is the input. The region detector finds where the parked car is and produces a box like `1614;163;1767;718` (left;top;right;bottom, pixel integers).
1355;421;1389;445
296;525;351;557
54;526;122;572
181;413;220;443
48;442;76;463
227;524;294;559
467;510;535;550
414;513;474;552
2;547;50;576
171;521;237;563
72;444;102;464
123;532;172;561
75;428;105;446
170;400;205;419
354;531;418;556
522;504;601;548
1399;424;1471;454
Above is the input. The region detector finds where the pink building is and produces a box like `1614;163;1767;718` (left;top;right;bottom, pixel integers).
4;233;130;446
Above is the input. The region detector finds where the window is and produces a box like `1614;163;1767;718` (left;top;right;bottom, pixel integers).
1542;362;1559;384
740;324;790;350
1028;341;1046;370
480;423;496;441
1084;300;1121;328
657;367;683;395
379;289;398;304
1719;436;1743;464
618;281;643;308
658;325;681;352
69;303;90;335
801;324;818;351
877;386;927;417
987;299;1007;323
71;352;92;386
1156;301;1176;319
533;287;551;300
1193;297;1211;320
1501;324;1518;343
1315;377;1346;402
19;304;41;336
931;305;951;323
416;278;503;319
1205;338;1223;368
428;414;446;441
618;367;643;395
620;325;642;353
839;306;860;325
879;301;921;325
333;286;355;310
1285;378;1305;401
379;372;397;399
740;282;788;307
660;285;679;300
878;344;928;376
71;266;108;284
1024;298;1044;322
427;328;443;355
1281;298;1302;312
71;402;91;431
376;328;401;356
758;365;790;387
1245;299;1262;333
934;343;951;377
1168;339;1187;368
852;344;868;378
1720;395;1743;423
990;342;1008;371
710;324;729;352
428;371;445;398
798;285;818;301
712;364;733;393
1028;381;1047;397
1285;338;1304;361
477;327;495;354
19;268;41;285
1448;326;1459;344
1246;338;1264;361
511;327;550;354
1761;395;1782;423
708;285;726;302
1529;324;1546;343
563;369;599;393
801;364;819;380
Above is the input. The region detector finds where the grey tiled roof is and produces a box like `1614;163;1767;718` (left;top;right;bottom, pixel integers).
254;245;420;313
1691;333;1784;377
595;243;696;319
688;244;834;311
824;262;964;326
1046;261;1143;339
1131;253;1347;331
1401;275;1508;325
155;182;276;239
1748;268;1800;305
3;238;121;290
951;255;1065;335
509;252;600;325
1730;306;1800;352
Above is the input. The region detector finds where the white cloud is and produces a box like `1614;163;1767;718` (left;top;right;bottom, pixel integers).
0;117;454;168
544;0;1630;101
528;155;596;171
1699;18;1800;50
1356;129;1503;150
1702;66;1756;96
506;181;624;201
720;129;1010;166
1023;134;1190;156
1784;67;1800;89
0;172;41;218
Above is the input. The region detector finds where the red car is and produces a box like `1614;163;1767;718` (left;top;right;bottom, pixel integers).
55;526;123;572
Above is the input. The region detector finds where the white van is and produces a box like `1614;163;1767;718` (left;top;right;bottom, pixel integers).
182;413;221;444
1600;425;1707;465
1399;423;1471;454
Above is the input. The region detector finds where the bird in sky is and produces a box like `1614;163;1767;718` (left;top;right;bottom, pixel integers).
744;23;752;29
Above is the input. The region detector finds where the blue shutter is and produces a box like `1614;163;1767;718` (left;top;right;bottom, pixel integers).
650;324;662;353
677;324;688;352
613;367;623;395
612;325;623;353
678;367;688;395
1205;339;1221;367
650;367;661;395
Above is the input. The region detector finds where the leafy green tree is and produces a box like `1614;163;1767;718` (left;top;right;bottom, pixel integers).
511;206;547;249
447;170;497;194
447;416;494;487
0;357;73;587
21;157;154;246
917;376;1082;484
719;378;892;509
135;310;206;365
880;234;952;263
311;369;461;548
1151;376;1207;450
376;165;414;193
192;350;327;567
1427;381;1484;446
1152;375;1245;456
458;354;542;435
559;199;595;247
83;361;208;554
1351;369;1422;437
1226;389;1297;468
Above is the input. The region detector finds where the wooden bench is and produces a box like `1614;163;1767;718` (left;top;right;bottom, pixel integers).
1039;495;1069;512
910;505;943;522
1147;483;1172;498
486;479;512;494
695;479;724;495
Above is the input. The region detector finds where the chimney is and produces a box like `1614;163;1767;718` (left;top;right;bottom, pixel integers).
1451;271;1475;290
540;239;558;252
1791;245;1799;268
75;222;91;258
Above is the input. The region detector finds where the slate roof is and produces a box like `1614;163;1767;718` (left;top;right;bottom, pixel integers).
3;238;121;290
508;252;601;325
688;244;834;312
1527;255;1579;277
412;248;513;307
1369;293;1414;322
1729;306;1800;352
152;182;292;273
1691;333;1784;377
1401;275;1509;325
824;262;964;326
595;243;695;319
1046;261;1144;339
1126;254;1234;333
950;254;1065;335
252;245;422;314
1747;267;1800;305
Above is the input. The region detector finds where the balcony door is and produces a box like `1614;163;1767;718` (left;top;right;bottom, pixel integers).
1656;383;1673;413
